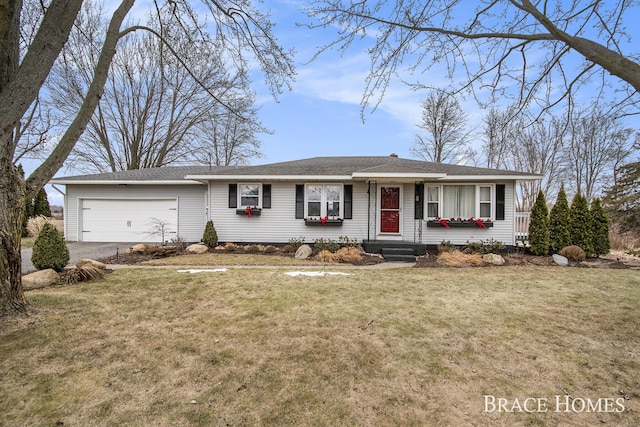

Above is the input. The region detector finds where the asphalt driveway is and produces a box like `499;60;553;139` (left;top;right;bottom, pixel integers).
22;242;135;274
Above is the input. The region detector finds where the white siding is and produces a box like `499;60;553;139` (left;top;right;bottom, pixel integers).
64;184;206;242
209;181;371;244
420;181;517;246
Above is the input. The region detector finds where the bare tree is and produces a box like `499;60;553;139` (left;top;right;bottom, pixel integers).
480;108;567;211
308;1;640;116
197;94;268;167
565;106;635;201
0;0;294;315
45;2;265;173
410;91;473;164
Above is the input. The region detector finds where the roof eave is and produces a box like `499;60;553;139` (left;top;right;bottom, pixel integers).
436;174;542;181
185;174;354;181
351;172;448;181
49;179;205;185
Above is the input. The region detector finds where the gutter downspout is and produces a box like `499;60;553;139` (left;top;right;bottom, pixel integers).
367;181;371;242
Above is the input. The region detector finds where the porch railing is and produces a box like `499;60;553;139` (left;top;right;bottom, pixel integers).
515;212;530;241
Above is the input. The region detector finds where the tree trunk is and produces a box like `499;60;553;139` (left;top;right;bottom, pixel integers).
0;159;27;315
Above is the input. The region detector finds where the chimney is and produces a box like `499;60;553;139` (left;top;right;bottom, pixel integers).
389;153;398;158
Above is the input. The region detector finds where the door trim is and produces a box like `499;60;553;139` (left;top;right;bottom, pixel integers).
378;185;403;237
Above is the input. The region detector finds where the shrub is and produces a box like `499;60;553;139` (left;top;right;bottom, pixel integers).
287;237;305;251
437;250;484;267
334;246;363;263
437;240;456;253
559;245;586;262
570;193;594;256
316;250;337;262
243;245;260;253
202;220;218;248
338;236;361;248
31;223;69;272
26;215;53;238
33;188;52;217
263;245;278;253
466;239;505;254
549;185;572;254
590;198;611;256
528;190;550;255
314;238;340;253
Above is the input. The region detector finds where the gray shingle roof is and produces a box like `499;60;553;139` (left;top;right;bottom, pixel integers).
51;156;540;183
51;165;231;183
188;156;538;178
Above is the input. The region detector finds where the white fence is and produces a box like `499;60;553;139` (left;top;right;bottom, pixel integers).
515;212;530;241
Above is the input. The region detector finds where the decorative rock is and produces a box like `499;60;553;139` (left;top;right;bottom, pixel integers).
552;254;569;266
76;259;107;270
295;244;313;260
186;244;209;254
22;269;59;290
131;244;148;254
482;253;505;266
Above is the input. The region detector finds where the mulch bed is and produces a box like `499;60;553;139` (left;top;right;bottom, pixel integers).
97;245;638;269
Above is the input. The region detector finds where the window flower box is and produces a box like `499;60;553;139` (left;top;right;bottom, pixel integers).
236;207;261;217
427;218;493;228
305;217;343;226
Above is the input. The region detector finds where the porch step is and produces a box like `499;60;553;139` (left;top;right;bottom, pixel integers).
380;247;417;263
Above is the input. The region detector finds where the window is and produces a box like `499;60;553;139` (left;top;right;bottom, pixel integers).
443;185;475;218
239;184;260;207
306;184;343;218
437;184;494;219
479;186;492;218
426;186;439;218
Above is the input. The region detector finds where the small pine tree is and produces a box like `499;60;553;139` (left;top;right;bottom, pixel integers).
31;223;69;271
33;188;52;217
590;198;611;256
528;190;550;255
569;192;594;256
548;185;571;254
22;196;34;237
202;220;218;248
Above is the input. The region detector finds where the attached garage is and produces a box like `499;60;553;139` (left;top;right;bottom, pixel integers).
81;198;178;243
50;166;218;243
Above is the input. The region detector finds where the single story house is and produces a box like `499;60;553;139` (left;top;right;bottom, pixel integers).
51;156;540;253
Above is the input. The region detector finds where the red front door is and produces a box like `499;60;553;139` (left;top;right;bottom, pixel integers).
380;186;400;233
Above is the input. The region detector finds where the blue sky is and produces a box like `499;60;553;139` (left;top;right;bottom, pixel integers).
34;0;640;205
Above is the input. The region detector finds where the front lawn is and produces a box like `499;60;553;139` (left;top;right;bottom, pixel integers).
1;267;638;426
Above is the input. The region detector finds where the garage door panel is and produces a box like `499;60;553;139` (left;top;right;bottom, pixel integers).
82;199;177;242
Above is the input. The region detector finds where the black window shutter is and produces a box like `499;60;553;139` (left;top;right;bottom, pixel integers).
228;183;237;208
344;185;353;219
414;183;424;220
295;185;305;219
496;184;505;220
262;184;272;209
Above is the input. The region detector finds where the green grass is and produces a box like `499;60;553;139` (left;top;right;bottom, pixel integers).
1;267;639;426
142;252;339;266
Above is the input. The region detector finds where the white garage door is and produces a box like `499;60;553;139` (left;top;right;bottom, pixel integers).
81;199;178;243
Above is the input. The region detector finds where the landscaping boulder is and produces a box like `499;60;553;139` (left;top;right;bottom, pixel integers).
482;253;505;266
186;244;209;254
76;259;107;270
552;254;569;266
22;269;59;290
295;244;313;260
